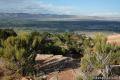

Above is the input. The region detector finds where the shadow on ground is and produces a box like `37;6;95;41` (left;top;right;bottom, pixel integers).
35;55;80;76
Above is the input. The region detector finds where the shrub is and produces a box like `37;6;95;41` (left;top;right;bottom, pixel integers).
0;31;37;76
77;75;83;80
0;29;17;40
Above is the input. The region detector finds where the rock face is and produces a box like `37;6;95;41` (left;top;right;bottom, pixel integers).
21;77;28;80
21;77;34;80
35;54;80;80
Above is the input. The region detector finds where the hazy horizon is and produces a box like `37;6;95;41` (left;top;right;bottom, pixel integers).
0;0;120;17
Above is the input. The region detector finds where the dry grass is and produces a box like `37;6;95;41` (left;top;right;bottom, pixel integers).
0;58;21;80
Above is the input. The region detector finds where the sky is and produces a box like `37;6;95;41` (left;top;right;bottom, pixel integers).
0;0;120;16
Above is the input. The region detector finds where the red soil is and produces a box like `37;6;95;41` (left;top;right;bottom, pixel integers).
47;69;77;80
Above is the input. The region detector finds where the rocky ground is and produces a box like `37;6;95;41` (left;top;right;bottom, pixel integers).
5;34;120;80
33;34;120;80
35;54;80;80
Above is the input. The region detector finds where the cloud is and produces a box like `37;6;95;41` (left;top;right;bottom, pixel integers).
0;0;75;14
89;12;120;17
0;0;26;2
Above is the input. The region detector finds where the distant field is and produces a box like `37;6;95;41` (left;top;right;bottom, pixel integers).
0;19;120;33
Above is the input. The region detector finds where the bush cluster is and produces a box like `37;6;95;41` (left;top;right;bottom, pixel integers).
0;29;91;79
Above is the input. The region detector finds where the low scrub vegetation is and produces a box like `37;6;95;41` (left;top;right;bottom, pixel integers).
0;29;119;80
0;29;89;79
80;33;120;80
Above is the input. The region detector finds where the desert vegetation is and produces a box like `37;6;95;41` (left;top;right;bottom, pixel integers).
0;29;119;80
80;33;120;80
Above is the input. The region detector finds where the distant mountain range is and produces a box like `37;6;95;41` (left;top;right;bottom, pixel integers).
0;13;120;21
